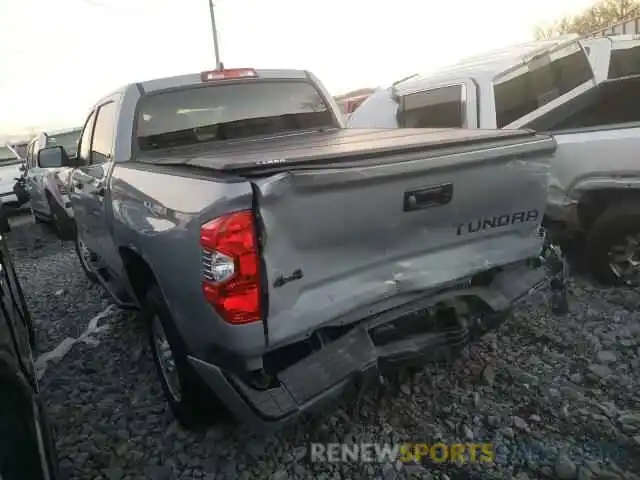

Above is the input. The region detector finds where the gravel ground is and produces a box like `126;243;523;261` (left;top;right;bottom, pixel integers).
6;214;640;480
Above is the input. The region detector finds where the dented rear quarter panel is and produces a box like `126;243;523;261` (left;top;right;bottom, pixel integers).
108;163;269;358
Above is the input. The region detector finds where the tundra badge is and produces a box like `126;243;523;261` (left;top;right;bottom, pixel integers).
455;209;540;236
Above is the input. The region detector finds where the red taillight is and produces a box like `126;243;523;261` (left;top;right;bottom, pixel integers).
200;211;262;325
200;68;258;82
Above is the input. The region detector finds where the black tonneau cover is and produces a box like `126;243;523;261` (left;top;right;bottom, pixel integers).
135;128;541;174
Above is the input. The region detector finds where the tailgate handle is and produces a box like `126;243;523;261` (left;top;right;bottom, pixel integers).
403;183;453;212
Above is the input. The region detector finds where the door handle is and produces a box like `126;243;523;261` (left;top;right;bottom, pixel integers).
403;183;453;212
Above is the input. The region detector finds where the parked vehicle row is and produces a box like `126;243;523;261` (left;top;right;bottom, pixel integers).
36;64;568;432
0;27;631;479
349;34;640;286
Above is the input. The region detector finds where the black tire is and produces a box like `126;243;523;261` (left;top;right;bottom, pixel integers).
46;194;75;241
32;209;47;224
0;382;56;480
142;285;223;431
584;201;640;286
73;230;99;284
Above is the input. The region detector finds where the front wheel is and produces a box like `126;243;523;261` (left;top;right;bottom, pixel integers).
142;285;224;431
73;230;99;284
584;201;640;286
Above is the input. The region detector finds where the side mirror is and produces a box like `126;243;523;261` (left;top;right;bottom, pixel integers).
19;164;26;172
37;146;74;168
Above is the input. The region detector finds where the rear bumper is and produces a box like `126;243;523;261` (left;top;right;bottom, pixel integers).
188;262;549;432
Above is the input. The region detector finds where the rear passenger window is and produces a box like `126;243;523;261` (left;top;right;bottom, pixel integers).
397;85;464;128
494;42;593;127
608;44;640;79
90;102;116;164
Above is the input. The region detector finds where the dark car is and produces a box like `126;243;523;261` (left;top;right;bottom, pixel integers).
0;203;59;479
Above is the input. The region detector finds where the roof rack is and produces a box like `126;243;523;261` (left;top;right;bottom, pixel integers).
583;15;640;38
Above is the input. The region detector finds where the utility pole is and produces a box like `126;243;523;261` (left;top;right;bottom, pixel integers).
207;0;223;70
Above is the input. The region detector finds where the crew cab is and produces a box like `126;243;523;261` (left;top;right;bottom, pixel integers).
349;36;640;286
39;67;566;432
24;128;81;239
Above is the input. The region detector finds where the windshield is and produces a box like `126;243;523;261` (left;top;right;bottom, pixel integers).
45;130;81;156
136;80;335;151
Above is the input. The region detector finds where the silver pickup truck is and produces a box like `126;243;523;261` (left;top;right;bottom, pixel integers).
350;36;640;286
38;67;566;432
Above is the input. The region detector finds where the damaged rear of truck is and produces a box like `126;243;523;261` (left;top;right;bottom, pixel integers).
56;68;566;431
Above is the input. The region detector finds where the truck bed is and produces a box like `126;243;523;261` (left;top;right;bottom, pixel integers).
139;127;556;348
136;127;544;174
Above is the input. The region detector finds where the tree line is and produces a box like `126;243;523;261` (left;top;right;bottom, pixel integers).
535;0;640;39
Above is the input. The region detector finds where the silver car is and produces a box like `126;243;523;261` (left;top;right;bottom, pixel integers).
24;128;81;240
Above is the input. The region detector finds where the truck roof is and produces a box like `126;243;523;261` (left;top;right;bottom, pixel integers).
393;35;580;90
96;68;314;104
140;68;310;94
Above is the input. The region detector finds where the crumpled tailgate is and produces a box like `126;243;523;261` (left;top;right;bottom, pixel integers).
253;131;556;348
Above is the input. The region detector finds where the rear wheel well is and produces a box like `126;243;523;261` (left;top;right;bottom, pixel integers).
119;247;157;306
578;188;640;232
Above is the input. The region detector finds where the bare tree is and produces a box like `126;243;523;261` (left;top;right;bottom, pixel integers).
534;0;640;39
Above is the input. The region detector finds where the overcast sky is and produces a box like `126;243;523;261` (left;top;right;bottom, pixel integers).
0;0;595;138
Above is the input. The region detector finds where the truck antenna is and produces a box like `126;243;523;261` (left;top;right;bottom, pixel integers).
207;0;223;70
